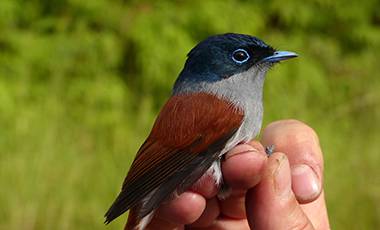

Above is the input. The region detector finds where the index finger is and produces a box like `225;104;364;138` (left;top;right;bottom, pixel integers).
220;141;267;219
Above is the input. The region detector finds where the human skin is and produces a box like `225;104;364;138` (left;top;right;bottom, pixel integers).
142;120;330;229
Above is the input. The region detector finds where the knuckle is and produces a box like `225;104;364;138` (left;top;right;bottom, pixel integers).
286;201;314;230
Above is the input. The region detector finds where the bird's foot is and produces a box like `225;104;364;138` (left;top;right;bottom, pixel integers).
265;144;275;157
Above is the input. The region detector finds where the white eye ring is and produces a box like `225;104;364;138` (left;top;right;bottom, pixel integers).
232;49;250;64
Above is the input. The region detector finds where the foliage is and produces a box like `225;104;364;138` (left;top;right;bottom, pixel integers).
0;0;379;229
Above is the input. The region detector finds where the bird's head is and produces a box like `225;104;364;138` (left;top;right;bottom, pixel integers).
173;33;297;93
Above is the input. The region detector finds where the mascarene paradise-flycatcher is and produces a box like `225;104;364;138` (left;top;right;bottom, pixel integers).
105;33;298;230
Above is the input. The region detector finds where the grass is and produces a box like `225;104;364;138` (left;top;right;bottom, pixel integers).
1;1;379;229
1;65;379;229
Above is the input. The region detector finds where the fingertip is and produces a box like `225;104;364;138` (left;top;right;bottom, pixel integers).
188;197;220;228
223;143;267;189
247;140;266;153
158;192;206;225
262;119;320;150
190;173;219;199
225;142;265;160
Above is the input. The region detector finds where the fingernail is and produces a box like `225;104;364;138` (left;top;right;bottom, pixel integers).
291;164;320;201
226;144;261;160
273;154;292;197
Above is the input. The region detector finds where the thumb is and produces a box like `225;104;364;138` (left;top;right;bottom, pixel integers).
246;152;315;230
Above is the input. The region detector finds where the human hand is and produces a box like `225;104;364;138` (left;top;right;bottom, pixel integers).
143;120;330;229
247;120;330;229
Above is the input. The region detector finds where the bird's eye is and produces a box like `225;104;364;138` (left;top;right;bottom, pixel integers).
232;49;250;64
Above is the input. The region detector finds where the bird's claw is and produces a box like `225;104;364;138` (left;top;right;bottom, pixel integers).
265;144;275;156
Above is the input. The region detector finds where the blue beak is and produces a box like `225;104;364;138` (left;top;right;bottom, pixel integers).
261;51;298;63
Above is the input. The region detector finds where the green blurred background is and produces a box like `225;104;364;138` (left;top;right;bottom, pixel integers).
1;0;379;229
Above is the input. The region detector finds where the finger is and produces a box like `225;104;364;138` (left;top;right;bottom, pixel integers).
261;120;323;203
188;197;220;228
261;120;330;229
190;219;250;230
156;192;206;225
190;173;219;199
152;141;267;228
219;190;246;219
223;141;267;189
189;142;266;203
220;141;267;219
146;217;183;230
246;152;315;230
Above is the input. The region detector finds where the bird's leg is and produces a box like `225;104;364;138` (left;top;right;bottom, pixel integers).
214;155;231;200
218;181;231;200
265;144;275;156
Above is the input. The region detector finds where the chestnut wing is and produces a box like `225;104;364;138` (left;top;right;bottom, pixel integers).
105;93;243;223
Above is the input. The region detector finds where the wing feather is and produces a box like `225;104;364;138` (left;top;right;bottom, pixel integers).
105;92;243;223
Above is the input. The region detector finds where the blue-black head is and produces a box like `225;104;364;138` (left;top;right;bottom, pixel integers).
174;33;297;86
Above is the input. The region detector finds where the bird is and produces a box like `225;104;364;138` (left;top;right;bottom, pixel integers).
105;33;297;230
